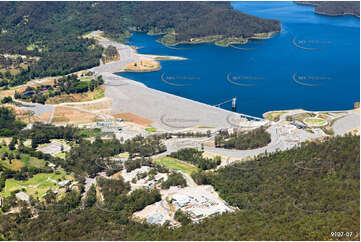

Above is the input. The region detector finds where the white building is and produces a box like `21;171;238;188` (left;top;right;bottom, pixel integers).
172;194;191;208
146;214;164;224
58;180;71;187
15;192;29;202
189;209;203;219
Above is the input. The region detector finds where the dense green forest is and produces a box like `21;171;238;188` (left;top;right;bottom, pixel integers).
133;1;280;43
0;2;135;85
160;172;187;189
215;126;271;150
0;1;280;86
97;177;161;213
296;1;360;17
169;148;221;170
0;134;358;240
0;106;25;136
65;135;166;177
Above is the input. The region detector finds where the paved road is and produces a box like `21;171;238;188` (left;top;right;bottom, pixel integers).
48;106;55;124
89;31;139;74
152;121;326;164
182;173;197;187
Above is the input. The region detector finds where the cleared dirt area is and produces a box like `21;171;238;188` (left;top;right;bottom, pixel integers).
1;103;34;123
124;58;161;72
30;110;52;123
46;86;104;104
66;97;112;112
0;89;16;99
133;201;176;225
112;112;153;127
51;106;98;124
26;79;55;89
263;111;288;121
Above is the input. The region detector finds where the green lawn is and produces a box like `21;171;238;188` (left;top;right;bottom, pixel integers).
92;87;104;100
303;117;328;127
0;146;47;171
293;112;315;121
154;157;199;175
78;128;102;138
116;152;129;158
1;172;73;200
55;152;66;159
145;127;157;132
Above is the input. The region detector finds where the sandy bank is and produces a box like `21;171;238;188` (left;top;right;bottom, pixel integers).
123;58;161;72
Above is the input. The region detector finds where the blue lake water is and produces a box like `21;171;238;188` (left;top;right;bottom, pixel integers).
117;1;360;117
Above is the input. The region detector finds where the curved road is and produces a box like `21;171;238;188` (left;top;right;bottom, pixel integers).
152;117;330;167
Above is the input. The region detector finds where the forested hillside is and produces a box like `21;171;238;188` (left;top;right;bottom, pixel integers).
133;2;281;41
0;1;135;84
296;1;360;17
1;135;358;240
0;1;280;86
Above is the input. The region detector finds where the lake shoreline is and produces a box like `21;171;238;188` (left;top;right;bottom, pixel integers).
155;31;280;47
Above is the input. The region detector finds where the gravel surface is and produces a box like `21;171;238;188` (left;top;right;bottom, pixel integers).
332;112;360;136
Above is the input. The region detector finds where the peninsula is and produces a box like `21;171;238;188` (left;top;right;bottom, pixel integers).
296;1;360;18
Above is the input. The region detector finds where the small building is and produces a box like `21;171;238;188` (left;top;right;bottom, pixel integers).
23;90;35;97
16;192;30;202
101;127;115;133
189;209;203;219
146;214;164;224
290;121;306;129
23;123;33;130
58;180;71;187
97;121;113;127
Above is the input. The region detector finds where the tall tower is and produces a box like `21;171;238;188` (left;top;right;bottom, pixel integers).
232;97;237;112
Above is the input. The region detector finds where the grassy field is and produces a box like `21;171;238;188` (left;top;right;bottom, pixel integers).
78;128;102;138
1;172;73;200
145;127;157;132
303;117;328;127
263;111;288;121
154;157;199;175
293;112;316;121
117;152;129;159
55;152;66;159
0;146;47;171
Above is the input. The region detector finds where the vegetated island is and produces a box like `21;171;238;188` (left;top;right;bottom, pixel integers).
296;1;360;18
132;1;281;47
